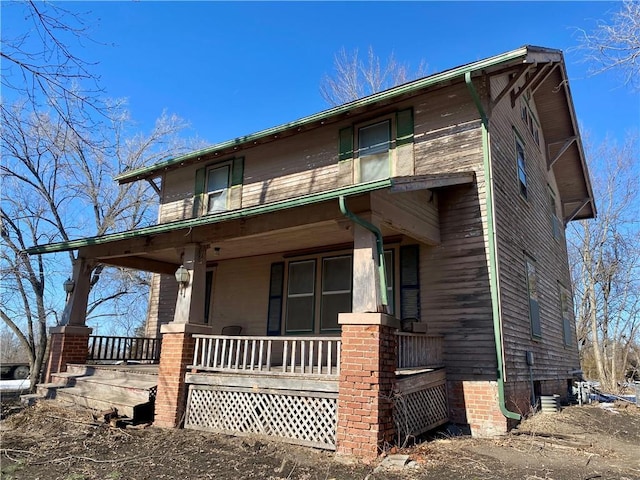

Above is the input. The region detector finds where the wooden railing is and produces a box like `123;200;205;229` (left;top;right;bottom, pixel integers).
87;335;161;363
190;335;341;377
395;333;443;369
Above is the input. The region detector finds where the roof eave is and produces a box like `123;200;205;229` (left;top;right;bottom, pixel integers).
116;46;547;185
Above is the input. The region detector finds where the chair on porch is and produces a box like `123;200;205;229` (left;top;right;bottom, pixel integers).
221;325;242;335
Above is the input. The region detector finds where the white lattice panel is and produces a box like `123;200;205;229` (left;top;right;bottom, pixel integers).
394;382;448;442
185;385;337;450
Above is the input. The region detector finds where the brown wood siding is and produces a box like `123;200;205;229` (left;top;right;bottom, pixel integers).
159;168;195;223
144;273;177;337
210;254;282;335
422;176;497;381
489;73;580;384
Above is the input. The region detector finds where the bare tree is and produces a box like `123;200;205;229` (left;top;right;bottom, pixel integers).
0;99;193;390
576;0;640;89
1;1;106;137
568;134;640;391
320;46;428;106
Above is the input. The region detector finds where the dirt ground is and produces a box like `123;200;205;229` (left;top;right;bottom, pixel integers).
1;399;639;480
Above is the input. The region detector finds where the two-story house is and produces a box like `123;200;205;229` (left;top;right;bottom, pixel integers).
31;45;594;460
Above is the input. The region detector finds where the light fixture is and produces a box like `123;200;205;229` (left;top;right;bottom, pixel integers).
174;265;190;288
63;277;75;294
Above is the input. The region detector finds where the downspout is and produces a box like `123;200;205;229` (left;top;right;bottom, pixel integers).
465;71;521;421
338;196;388;308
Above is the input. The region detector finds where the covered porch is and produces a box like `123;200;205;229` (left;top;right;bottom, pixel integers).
32;174;474;458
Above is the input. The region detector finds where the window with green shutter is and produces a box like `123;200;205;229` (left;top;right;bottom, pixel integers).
193;157;244;217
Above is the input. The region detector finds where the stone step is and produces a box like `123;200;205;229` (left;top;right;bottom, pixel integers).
54;386;153;419
64;364;159;383
59;375;155;404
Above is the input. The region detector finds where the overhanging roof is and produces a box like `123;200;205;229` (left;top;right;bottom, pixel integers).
26;173;474;256
115;45;565;185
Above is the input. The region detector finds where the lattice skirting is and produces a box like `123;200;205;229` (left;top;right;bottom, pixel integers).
394;381;449;443
185;385;337;450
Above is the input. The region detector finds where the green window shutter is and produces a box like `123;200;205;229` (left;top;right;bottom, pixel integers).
192;167;206;217
338;126;354;161
396;108;414;146
267;262;284;335
231;156;244;187
400;245;420;320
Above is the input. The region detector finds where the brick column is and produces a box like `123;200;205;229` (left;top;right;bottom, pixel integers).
336;313;398;460
154;323;212;428
44;326;92;382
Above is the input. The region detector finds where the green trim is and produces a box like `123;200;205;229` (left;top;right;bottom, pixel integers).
231;157;244;186
193;167;206;217
338;126;354;162
338;196;388;308
25;179;393;255
116;46;547;184
396;108;414;146
465;72;521;422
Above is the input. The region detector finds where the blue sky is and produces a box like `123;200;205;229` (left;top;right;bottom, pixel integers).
3;1;639;150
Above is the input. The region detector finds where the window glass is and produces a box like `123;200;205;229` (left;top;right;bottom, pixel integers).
516;139;527;198
359;121;390;182
286;260;315;332
207;165;230;213
526;257;541;337
321;256;352;331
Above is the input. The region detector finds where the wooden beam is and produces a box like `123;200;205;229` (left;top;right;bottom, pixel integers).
146;178;161;196
564;198;591;226
391;172;475;192
96;256;179;275
490;65;530;110
530;63;559;96
510;63;552;107
547;136;577;170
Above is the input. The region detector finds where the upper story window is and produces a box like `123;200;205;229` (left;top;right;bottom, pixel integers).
358;120;391;182
549;187;562;240
338;108;414;184
192;157;244;218
515;134;528;199
206;163;231;213
520;98;540;146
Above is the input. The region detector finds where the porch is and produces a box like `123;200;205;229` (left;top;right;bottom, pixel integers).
183;332;447;450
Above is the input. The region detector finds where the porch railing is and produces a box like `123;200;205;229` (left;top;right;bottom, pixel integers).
395;333;443;370
87;335;162;363
190;335;341;377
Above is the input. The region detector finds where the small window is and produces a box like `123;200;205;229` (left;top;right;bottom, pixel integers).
560;285;572;346
206;164;230;213
549;188;562;240
320;256;352;331
285;260;316;333
516;136;527;199
358;120;390;182
526;256;541;338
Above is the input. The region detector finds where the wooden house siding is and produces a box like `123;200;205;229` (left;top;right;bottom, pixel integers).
145;273;178;336
422;177;497;381
209;254;280;335
488;73;579;383
160;167;195;223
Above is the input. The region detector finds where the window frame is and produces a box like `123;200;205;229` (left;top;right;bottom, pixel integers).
205;161;232;214
514;131;528;199
280;247;399;335
525;254;541;339
355;118;393;183
284;259;317;334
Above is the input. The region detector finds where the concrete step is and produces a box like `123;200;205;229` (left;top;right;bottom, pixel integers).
53;375;155;405
54;386;153;419
64;364;159;383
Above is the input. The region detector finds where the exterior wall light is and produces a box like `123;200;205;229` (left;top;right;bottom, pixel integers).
175;264;190;288
63;277;75;294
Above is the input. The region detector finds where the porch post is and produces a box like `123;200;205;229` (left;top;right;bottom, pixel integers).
336;313;398;460
45;257;93;382
154;243;213;428
335;224;398;460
